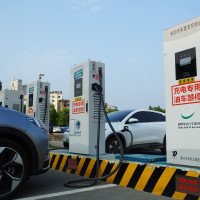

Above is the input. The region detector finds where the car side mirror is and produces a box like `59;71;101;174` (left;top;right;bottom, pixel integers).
128;118;138;123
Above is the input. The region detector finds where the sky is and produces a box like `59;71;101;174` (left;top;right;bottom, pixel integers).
0;0;200;110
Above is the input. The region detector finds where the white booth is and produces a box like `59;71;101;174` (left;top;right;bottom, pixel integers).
164;16;200;167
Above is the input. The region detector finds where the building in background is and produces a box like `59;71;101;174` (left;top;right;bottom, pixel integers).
50;91;63;111
9;78;27;105
10;78;23;91
107;105;118;110
105;103;118;112
58;99;70;110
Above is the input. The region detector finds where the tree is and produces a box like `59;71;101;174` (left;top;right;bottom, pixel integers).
149;105;165;113
23;104;26;114
49;104;58;126
57;108;69;127
107;108;118;113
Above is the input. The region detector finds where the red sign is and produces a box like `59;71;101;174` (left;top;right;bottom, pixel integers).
172;81;200;106
72;99;85;114
68;158;77;170
176;175;200;196
27;109;34;117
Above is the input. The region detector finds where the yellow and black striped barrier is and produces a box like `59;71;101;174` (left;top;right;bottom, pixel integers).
50;152;200;200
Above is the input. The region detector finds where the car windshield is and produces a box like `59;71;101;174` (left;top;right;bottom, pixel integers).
106;110;134;122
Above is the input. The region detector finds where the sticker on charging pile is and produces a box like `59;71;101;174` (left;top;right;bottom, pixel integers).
72;99;85;114
27;109;34;117
29;87;34;94
172;81;200;106
68;158;77;170
74;69;83;80
92;74;99;80
75;97;81;101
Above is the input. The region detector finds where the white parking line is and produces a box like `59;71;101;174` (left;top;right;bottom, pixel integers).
15;184;117;200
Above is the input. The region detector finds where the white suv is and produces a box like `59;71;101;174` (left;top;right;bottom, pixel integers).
105;109;166;154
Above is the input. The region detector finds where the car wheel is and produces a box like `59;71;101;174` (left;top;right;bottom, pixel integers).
161;136;166;155
0;139;29;200
63;142;69;148
106;136;123;154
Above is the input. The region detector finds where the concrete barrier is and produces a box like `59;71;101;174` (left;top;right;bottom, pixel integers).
50;152;200;200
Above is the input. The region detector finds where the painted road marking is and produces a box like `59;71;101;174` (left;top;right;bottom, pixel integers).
15;184;117;200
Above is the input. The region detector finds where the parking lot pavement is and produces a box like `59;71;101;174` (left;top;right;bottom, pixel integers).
14;169;172;200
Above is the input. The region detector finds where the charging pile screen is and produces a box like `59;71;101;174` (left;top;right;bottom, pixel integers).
180;57;191;66
74;78;82;97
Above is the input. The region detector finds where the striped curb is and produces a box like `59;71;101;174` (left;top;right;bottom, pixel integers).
50;152;200;200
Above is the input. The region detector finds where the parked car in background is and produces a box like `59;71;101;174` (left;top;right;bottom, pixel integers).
105;109;166;154
0;107;49;199
53;126;64;133
63;127;69;148
61;125;69;132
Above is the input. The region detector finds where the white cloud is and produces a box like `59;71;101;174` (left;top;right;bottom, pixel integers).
90;5;101;11
81;0;98;6
71;0;101;11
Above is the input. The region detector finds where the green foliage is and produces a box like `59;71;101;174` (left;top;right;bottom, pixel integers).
49;104;58;126
50;104;69;126
23;104;26;114
149;105;165;113
57;108;69;127
107;108;118;113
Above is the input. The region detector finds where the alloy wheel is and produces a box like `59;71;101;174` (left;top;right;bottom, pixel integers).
0;146;24;198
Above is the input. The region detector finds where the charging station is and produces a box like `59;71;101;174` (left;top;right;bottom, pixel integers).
0;89;24;112
164;16;200;167
69;60;105;155
26;80;50;130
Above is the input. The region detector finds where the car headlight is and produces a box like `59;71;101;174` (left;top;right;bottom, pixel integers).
26;116;47;130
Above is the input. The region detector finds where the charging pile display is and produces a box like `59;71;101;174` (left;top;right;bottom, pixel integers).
69;60;105;155
26;80;50;130
164;16;200;167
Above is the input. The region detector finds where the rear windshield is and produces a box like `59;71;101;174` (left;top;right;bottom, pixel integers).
106;110;133;122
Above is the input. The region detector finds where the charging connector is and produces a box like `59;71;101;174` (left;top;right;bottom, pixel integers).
92;83;102;93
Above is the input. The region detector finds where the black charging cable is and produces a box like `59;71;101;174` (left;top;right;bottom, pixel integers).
63;83;124;188
121;126;133;154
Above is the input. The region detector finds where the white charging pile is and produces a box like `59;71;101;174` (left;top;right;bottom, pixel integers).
26;80;50;130
164;16;200;167
69;60;105;155
0;90;24;113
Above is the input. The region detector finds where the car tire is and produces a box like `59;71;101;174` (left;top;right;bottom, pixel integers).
63;142;69;148
161;136;166;155
106;136;123;154
0;139;29;200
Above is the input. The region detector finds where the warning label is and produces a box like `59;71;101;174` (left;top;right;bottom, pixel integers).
72;99;85;114
27;109;34;117
172;81;200;106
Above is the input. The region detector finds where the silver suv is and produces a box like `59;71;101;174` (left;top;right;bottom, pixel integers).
0;107;49;199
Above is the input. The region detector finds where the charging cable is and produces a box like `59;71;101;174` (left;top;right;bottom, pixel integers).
63;83;124;188
120;126;133;154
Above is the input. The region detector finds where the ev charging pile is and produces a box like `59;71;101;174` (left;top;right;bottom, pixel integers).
69;60;105;155
64;60;124;187
164;16;200;167
26;80;50;130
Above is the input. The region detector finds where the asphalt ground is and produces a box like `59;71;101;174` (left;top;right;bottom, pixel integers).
14;169;172;200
